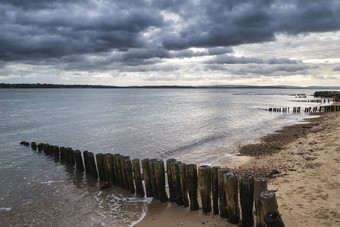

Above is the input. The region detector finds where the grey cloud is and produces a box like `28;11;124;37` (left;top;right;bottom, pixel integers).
207;55;300;65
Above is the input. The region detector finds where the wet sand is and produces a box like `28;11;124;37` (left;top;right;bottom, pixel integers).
137;111;340;227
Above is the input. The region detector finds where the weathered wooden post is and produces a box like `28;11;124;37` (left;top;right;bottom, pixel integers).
83;151;90;173
66;147;75;166
149;159;159;199
254;177;268;227
113;154;123;186
239;174;254;227
104;153;115;185
60;147;66;163
43;144;49;155
186;164;199;210
141;158;153;197
96;153;106;180
120;156;128;189
260;191;281;227
53;146;60;162
31;142;37;150
154;159;168;202
87;152;98;178
171;161;183;205
166;159;176;202
212;166;220;215
37;143;44;152
73;150;84;172
198;165;212;214
264;211;285;227
224;172;240;224
178;162;189;207
218;168;230;218
132;159;145;197
124;157;135;193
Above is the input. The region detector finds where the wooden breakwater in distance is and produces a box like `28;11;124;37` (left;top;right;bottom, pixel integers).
262;104;340;114
21;141;285;226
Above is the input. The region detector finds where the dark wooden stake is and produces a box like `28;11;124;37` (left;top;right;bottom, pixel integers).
149;159;159;199
166;159;177;202
37;143;44;152
31;142;37;150
171;161;183;205
96;153;106;180
141;158;153;197
73;150;84;172
198;165;212;214
218;168;230;218
154;159;168;202
87;152;98;178
224;172;240;224
113;154;122;186
60;147;66;163
178;162;189;207
104;153;115;185
124;157;135;193
254;177;268;227
186;164;199;210
212;166;220;215
239;174;254;227
132;159;145;197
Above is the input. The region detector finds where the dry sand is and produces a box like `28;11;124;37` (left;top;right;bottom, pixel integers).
136;111;340;227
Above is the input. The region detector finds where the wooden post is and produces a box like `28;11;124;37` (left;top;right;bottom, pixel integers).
178;162;189;207
83;151;90;173
254;177;268;227
37;143;44;152
198;165;212;214
186;164;199;210
124;157;135;193
73;150;84;172
260;190;279;226
104;153;115;185
171;161;183;205
43;144;49;155
224;172;240;224
53;146;60;162
96;153;106;181
113;154;123;186
87;152;98;178
31;142;37;150
212;166;220;215
239;174;254;227
120;156;129;189
60;147;66;163
141;158;153;197
132;159;145;197
66;147;75;166
149;159;159;199
154;159;168;202
166;159;176;202
218;168;230;218
264;211;285;227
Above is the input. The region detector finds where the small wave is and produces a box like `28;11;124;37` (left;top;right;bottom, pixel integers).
40;180;64;185
0;207;11;211
161;133;226;158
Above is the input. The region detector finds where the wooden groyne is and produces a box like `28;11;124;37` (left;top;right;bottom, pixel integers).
262;104;340;114
20;141;285;226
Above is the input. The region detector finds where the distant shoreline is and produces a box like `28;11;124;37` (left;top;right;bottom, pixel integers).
1;83;340;89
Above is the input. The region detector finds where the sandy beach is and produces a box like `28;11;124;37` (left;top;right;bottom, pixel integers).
137;111;340;227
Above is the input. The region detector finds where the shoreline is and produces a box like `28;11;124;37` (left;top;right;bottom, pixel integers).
136;110;340;226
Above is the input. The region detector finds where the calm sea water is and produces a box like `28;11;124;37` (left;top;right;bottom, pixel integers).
0;88;330;226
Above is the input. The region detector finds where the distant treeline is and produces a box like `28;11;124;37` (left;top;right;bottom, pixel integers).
1;83;340;89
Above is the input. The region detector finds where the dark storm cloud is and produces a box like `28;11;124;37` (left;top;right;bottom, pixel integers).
0;0;339;69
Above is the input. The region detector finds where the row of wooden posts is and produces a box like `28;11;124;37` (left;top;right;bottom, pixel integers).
20;141;285;227
293;99;331;103
263;105;340;114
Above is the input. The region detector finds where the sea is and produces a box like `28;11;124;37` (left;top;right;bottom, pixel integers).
0;88;332;226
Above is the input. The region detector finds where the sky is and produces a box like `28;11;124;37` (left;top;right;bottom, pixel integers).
0;0;340;86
